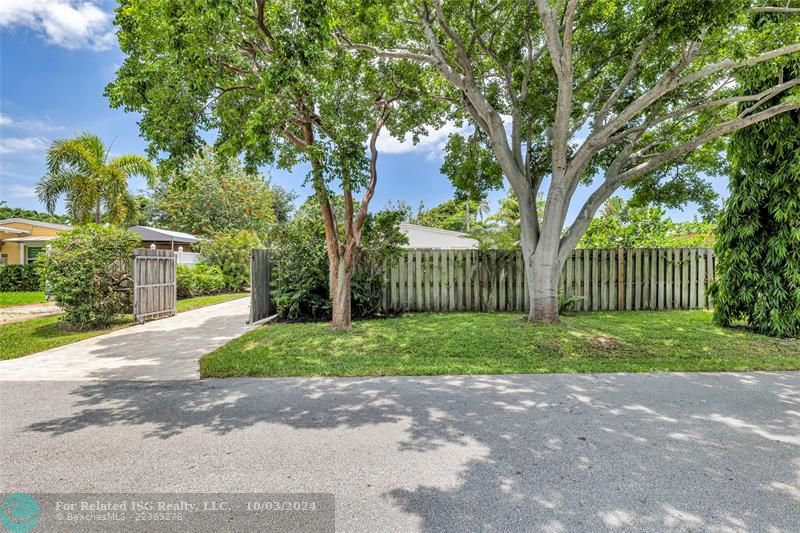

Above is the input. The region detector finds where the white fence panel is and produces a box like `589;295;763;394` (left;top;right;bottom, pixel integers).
176;251;203;265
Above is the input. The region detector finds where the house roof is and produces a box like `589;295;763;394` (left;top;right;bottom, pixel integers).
399;223;479;250
0;225;31;235
2;235;59;243
0;218;72;231
129;225;201;244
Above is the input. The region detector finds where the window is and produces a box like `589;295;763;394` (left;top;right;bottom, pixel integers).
26;247;43;264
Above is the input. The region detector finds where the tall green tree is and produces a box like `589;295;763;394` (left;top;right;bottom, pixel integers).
339;0;800;322
151;148;279;237
37;133;156;225
579;197;715;248
413;198;486;231
711;7;800;337
0;201;69;224
107;0;439;329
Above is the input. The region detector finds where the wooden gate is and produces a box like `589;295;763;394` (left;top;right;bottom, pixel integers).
133;248;177;323
249;248;274;323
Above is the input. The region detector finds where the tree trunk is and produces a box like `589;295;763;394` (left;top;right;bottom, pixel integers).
528;247;561;323
330;254;354;330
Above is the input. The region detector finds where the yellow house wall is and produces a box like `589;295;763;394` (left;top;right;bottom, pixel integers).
0;222;65;265
0;241;22;264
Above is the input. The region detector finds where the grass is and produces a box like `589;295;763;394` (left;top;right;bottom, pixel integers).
0;291;47;307
200;310;800;378
0;292;247;361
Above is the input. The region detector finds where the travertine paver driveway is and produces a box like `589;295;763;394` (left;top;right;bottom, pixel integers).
0;297;252;380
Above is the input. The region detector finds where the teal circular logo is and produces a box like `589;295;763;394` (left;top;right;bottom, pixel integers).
0;493;40;533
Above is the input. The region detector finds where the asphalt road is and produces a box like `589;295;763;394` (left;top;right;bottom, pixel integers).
2;372;799;532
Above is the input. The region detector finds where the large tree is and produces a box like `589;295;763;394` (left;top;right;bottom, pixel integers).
151;147;279;237
338;0;800;322
107;0;438;328
711;7;800;337
37;132;155;225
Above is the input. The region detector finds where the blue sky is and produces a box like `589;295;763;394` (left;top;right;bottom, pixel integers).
0;1;724;223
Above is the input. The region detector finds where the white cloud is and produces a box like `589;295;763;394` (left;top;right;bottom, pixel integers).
0;113;63;133
6;184;38;198
375;114;518;160
376;122;469;159
0;0;115;51
0;136;48;154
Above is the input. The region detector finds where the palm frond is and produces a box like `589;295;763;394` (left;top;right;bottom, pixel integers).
108;154;158;188
46;137;99;176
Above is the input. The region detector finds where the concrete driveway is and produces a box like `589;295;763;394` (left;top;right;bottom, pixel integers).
0;297;252;380
2;372;799;532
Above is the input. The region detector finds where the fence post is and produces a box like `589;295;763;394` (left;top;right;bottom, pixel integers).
617;247;625;310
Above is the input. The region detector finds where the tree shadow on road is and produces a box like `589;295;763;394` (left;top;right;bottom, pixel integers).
17;372;800;531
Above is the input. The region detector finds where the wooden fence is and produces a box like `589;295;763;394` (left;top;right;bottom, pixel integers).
382;248;716;313
132;248;177;322
250;248;274;323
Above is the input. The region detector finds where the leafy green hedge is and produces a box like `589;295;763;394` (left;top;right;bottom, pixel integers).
197;230;262;291
38;224;141;329
0;265;42;292
269;199;406;320
177;264;226;298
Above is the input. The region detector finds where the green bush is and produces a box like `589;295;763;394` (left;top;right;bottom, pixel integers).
38;224;141;329
176;264;226;298
710;59;800;337
0;264;42;292
197;230;262;291
269;200;406;320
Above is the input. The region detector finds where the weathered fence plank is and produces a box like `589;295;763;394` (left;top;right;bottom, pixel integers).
376;247;715;314
248;247;715;318
133;248;176;323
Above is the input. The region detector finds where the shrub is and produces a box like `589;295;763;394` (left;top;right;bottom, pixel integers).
710;61;800;337
0;264;42;292
269;202;406;320
176;264;226;298
38;224;140;329
197;230;262;291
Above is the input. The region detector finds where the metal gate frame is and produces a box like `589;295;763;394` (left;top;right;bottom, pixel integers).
133;248;177;323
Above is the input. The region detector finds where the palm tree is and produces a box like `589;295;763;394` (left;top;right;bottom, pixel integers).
36;133;156;225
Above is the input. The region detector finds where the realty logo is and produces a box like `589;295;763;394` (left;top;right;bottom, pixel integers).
0;494;40;533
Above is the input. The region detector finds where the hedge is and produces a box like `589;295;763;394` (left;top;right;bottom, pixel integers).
0;265;42;292
176;264;226;298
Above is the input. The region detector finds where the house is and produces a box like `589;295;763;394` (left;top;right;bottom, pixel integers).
128;226;201;252
0;218;72;265
399;223;479;250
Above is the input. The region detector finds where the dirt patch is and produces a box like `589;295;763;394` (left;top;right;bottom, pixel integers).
0;302;62;324
587;335;626;354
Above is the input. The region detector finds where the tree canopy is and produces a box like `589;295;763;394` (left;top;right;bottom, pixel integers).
150;148;282;237
338;0;800;322
711;8;800;337
108;0;444;328
412;198;487;232
578;197;715;249
0;201;69;225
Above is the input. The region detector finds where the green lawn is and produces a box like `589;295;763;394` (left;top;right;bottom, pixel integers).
0;291;47;307
200;311;800;378
0;293;247;361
